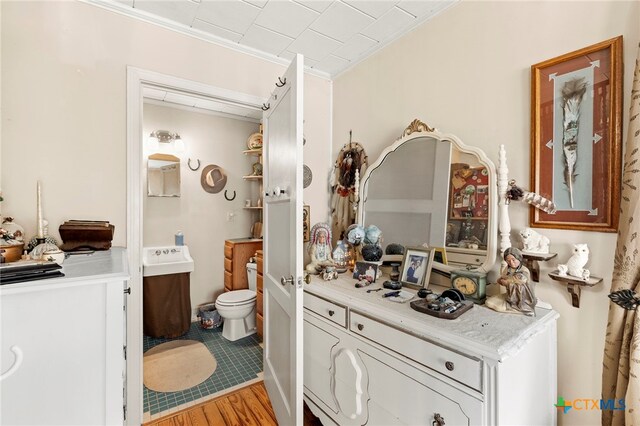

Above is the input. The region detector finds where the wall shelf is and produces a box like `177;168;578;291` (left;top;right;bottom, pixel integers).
244;206;263;210
242;149;262;156
522;251;557;282
243;175;263;180
548;270;603;308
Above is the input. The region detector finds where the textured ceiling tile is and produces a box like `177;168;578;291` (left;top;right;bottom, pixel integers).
241;25;294;55
294;0;332;13
287;30;341;61
397;0;453;17
310;2;373;42
192;19;243;42
360;6;414;42
243;0;268;7
134;0;200;26
314;54;350;75
333;34;377;61
196;0;261;34
343;1;397;18
255;1;319;38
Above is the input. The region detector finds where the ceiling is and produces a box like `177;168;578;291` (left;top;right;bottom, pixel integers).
89;0;457;78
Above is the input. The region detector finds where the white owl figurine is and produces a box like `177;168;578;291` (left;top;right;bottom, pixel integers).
557;244;590;279
519;227;550;254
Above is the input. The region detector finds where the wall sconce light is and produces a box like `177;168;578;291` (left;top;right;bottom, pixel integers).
147;130;185;153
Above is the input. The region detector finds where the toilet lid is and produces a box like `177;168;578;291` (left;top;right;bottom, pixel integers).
216;289;256;305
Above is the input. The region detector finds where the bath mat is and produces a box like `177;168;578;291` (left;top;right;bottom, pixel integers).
143;340;217;392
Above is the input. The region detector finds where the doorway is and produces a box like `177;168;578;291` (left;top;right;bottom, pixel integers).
127;67;267;425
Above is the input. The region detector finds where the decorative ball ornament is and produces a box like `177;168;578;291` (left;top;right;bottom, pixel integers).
362;244;383;262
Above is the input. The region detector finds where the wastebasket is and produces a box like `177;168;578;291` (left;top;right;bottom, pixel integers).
197;303;222;330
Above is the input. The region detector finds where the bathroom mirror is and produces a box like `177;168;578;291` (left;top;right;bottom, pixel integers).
147;153;181;197
358;119;497;275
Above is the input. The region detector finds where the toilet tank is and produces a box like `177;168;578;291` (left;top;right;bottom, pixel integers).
246;262;257;291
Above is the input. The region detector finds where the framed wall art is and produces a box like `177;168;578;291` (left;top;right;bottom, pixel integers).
530;36;622;232
399;246;435;289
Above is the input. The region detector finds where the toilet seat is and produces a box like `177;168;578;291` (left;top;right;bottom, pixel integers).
216;289;256;307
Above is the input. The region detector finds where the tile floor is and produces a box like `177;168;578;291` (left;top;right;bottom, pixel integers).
143;322;263;417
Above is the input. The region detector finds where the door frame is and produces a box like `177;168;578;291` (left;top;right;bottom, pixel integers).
125;66;265;424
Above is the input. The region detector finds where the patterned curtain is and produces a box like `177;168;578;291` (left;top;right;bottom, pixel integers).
603;42;640;425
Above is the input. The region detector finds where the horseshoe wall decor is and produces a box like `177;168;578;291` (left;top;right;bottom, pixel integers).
188;158;201;171
224;190;236;201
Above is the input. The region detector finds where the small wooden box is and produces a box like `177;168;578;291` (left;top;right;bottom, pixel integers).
59;220;114;251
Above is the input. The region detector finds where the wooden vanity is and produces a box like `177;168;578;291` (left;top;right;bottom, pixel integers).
303;274;558;425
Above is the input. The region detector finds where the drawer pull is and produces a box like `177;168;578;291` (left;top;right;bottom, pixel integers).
433;413;445;426
328;310;335;316
357;323;364;331
445;361;454;371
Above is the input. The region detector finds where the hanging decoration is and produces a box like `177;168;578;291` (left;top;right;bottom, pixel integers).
330;131;368;244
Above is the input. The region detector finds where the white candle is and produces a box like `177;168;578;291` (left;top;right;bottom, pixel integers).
37;181;43;238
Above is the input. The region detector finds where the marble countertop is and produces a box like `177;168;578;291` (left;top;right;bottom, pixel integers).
0;247;129;295
305;273;559;361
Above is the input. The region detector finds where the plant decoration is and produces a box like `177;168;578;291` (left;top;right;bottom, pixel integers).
506;179;557;214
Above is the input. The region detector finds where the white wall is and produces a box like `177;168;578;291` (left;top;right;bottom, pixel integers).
1;0;331;247
333;1;639;424
143;103;260;308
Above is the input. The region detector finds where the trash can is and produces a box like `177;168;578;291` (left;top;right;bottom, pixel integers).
197;303;222;330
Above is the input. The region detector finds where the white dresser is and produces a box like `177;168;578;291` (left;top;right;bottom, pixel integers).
0;248;129;425
303;275;558;425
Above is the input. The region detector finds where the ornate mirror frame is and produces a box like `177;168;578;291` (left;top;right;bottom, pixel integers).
357;119;498;276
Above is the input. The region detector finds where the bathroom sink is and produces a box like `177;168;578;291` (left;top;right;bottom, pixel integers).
143;246;194;277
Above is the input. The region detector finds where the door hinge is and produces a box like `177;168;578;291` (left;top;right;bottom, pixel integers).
124;287;131;295
123;404;127;421
123;345;127;361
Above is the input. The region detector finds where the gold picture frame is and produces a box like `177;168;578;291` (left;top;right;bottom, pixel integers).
530;36;622;232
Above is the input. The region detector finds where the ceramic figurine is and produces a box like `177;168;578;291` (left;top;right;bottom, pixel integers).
557;243;590;279
322;266;338;281
306;222;335;274
486;247;536;316
519;227;550;254
332;240;348;273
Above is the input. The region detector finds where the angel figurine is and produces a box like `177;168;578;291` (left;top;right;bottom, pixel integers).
306;222;335;274
486;247;536;316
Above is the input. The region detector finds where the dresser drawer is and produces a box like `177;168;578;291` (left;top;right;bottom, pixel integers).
304;292;347;328
349;311;482;392
257;273;263;292
224;257;232;273
224;243;233;259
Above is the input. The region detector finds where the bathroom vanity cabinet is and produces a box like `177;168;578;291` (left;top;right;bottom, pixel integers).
223;238;262;292
256;249;264;339
0;248;129;425
303;275;558;425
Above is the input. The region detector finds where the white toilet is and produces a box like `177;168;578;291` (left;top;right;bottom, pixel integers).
215;262;257;341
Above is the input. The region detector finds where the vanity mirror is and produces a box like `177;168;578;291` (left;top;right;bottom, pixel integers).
147;153;181;197
358;120;498;277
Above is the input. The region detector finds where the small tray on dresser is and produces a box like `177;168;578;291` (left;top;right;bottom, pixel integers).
410;299;474;319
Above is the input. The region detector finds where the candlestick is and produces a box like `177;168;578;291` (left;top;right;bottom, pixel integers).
37;181;43;238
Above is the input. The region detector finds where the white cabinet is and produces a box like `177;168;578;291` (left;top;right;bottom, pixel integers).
303;275;558;425
0;248;129;425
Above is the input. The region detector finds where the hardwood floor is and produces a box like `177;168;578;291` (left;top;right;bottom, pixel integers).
144;381;322;426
